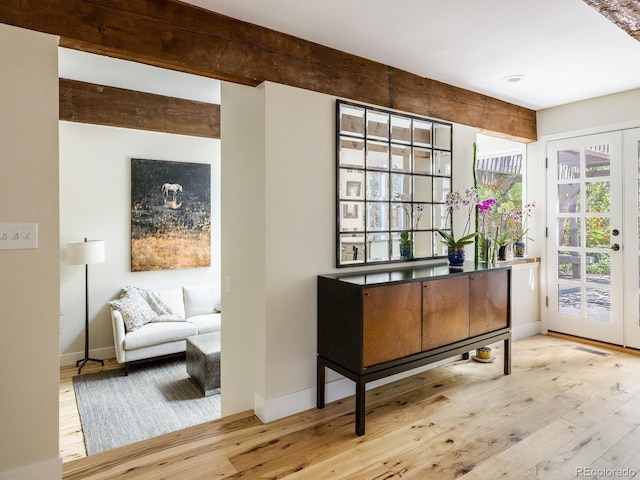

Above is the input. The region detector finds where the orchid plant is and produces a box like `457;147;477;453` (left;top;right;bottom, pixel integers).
437;188;479;247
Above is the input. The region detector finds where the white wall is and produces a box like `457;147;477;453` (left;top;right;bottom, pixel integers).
221;81;479;422
59;122;221;365
0;25;61;480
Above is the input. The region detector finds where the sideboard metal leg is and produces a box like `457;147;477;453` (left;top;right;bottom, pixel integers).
317;359;326;409
355;378;365;436
504;337;512;375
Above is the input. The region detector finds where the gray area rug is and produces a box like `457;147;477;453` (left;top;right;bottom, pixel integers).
73;359;221;455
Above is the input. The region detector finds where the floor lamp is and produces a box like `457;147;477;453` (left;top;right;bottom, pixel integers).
69;238;106;374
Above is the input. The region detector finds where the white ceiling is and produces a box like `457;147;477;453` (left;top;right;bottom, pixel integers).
181;0;640;111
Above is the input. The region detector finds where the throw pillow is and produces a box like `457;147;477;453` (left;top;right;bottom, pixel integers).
183;284;217;317
122;285;174;316
108;290;157;332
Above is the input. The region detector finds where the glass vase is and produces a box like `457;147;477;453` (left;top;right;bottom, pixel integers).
513;241;525;258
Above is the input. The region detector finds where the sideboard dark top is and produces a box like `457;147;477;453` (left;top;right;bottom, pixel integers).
319;261;511;286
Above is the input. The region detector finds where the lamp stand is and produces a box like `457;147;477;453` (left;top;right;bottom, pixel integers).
76;261;104;374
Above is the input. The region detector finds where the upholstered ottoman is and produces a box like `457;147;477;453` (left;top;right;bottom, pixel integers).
186;332;220;396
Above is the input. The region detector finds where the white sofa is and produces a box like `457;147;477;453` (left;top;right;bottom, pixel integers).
110;284;221;371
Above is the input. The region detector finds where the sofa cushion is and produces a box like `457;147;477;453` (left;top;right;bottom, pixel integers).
189;313;221;334
108;291;157;332
183;284;217;317
157;287;186;319
123;321;198;350
123;285;174;316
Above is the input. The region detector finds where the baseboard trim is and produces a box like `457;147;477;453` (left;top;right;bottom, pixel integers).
59;346;115;367
512;321;541;341
0;456;62;480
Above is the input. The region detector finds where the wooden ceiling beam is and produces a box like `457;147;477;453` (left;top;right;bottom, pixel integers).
1;0;537;141
59;78;220;138
582;0;640;41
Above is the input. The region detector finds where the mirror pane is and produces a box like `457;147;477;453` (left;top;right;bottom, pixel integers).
433;151;451;176
339;138;365;168
339;233;365;264
391;115;411;144
433;177;451;203
390;173;411;201
339;104;365;137
366;141;389;170
366;202;389;231
339;201;365;232
434;124;451;150
413;147;432;174
366;171;389;200
434;204;449;230
414;203;431;230
339;169;365;200
366;110;389;141
413;120;432;147
390;203;409;230
413;176;432;203
413;231;432;258
366;232;390;262
391;144;411;172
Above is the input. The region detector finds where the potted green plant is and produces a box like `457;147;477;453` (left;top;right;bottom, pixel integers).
437;188;479;265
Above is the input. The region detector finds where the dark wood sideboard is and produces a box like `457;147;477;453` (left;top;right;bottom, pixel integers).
317;263;512;435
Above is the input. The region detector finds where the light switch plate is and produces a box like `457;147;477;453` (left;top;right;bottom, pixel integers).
0;223;38;250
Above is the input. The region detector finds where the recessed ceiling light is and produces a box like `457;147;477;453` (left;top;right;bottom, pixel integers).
504;74;525;83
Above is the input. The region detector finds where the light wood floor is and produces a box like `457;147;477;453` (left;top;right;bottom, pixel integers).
61;335;640;479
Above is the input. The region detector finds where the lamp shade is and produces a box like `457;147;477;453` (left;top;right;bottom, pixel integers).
68;239;105;265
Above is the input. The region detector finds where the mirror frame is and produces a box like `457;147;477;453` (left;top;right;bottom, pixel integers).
336;100;453;267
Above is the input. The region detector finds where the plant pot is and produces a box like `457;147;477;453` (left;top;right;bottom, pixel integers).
447;245;465;266
399;243;411;259
513;241;525;258
497;245;507;261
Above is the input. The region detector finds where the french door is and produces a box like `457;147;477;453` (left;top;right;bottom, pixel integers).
546;129;640;348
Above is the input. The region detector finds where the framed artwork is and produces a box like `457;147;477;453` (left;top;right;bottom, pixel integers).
131;158;211;271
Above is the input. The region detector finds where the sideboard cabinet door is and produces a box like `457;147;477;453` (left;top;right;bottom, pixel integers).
469;270;509;336
363;282;421;367
422;276;470;351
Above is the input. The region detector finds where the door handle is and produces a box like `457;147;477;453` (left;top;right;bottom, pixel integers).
611;243;620;251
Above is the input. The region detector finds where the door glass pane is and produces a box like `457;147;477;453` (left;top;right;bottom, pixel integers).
558;217;581;247
585;144;610;178
586;287;611;322
586;253;610;286
557;149;580;180
586;217;610;248
558;183;581;213
559;251;581;280
585;181;610;212
559;284;581;316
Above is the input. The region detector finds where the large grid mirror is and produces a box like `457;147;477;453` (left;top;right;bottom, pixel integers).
337;100;453;267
